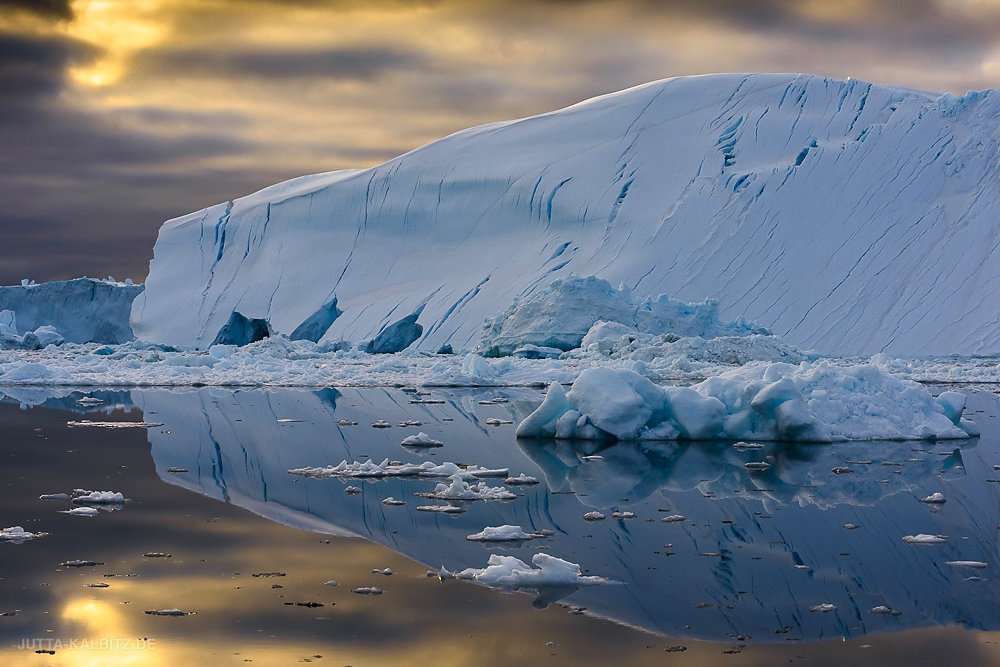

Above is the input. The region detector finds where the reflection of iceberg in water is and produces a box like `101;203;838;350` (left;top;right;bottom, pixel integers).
127;386;1000;642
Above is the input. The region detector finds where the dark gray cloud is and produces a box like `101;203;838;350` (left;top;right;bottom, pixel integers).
0;31;96;98
137;45;429;81
0;0;72;19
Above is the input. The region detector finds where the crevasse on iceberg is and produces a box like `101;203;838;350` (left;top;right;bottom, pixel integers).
515;363;978;442
133;72;1000;356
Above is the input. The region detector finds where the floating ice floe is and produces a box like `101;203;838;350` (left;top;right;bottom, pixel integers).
144;609;193;616
400;432;443;447
417;475;516;501
66;420;164;428
289;459;507;479
583;511;605;521
344;486;361;494
60;507;99;517
871;606;902;616
353;587;382;595
809;604;837;613
516;364;978;442
39;493;69;500
415;504;466;514
902;534;948;544
504;473;539;485
0;526;45;542
466;525;543;542
72;489;125;505
61;560;103;567
946;560;988;568
920;493;947;504
381;497;405;506
661;514;686;523
452;553;607;589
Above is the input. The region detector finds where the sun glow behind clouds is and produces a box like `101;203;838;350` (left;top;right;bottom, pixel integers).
67;0;169;87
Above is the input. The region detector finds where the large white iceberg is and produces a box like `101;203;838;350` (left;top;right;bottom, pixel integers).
516;364;978;442
133;73;1000;356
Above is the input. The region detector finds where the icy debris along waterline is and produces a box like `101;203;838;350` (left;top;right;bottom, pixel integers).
450;553;607;589
288;459;507;479
7;331;1000;389
515;364;977;442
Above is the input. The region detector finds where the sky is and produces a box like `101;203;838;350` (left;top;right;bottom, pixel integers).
2;0;1000;285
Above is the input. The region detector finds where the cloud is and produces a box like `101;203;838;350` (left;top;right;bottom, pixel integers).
0;31;96;99
138;44;429;81
0;0;73;20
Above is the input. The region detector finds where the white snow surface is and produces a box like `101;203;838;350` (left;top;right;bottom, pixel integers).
516;363;977;442
132;73;1000;356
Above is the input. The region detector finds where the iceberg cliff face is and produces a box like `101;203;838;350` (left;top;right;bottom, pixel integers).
133;73;1000;355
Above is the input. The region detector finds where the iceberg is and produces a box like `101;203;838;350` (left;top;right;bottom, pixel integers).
0;278;142;347
132;73;1000;356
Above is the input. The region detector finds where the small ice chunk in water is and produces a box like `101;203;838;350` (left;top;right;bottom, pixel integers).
416;504;466;514
324;580;338;587
744;462;771;471
344;486;362;494
809;604;837;613
504;473;539;485
419;475;515;500
733;441;765;450
920;493;947;504
353;587;383;595
39;493;69;500
455;553;607;588
611;511;636;519
661;514;686;523
144;609;192;616
400;432;444;447
871;606;902;615
832;467;853;474
382;497;405;506
902;534;947;544
485;418;513;426
946;560;988;568
72;490;124;505
60;507;99;517
372;420;392;428
0;526;45;542
336;419;357;426
466;525;535;541
371;568;393;576
583;511;606;521
844;524;860;530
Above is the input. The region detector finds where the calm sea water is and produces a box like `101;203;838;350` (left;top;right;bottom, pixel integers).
1;385;999;665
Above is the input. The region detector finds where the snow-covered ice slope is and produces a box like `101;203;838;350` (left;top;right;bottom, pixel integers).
2;278;143;344
133;73;1000;355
